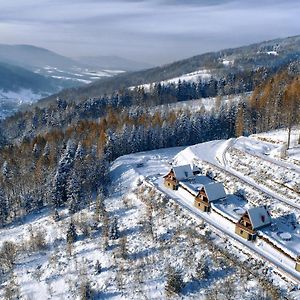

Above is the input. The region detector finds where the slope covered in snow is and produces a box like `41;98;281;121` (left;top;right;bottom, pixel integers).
1;141;295;299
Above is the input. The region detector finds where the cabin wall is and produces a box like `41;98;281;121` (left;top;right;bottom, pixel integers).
296;261;300;272
164;180;178;190
194;199;210;212
235;225;256;241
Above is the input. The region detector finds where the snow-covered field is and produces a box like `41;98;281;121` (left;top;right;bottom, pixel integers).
1;129;300;299
36;66;125;85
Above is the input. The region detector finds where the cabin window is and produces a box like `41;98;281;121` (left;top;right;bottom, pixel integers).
240;230;243;235
261;215;265;223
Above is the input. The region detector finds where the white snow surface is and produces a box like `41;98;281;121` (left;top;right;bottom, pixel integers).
129;69;213;91
1;129;300;298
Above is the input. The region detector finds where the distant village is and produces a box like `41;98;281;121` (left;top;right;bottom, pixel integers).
163;164;300;272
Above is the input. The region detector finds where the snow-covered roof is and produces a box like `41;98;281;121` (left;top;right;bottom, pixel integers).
191;164;201;173
203;182;226;202
247;206;271;230
173;164;193;181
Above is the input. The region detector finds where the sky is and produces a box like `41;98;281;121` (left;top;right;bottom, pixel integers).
0;0;299;65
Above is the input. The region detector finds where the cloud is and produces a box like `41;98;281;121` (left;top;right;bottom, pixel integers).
0;0;299;64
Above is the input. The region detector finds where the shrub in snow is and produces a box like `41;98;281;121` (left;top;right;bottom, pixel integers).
80;280;94;300
27;225;47;252
0;241;18;272
195;260;209;280
165;266;184;296
4;272;20;300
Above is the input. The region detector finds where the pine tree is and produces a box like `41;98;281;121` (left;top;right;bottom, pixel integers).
53;209;60;222
109;217;120;240
0;188;8;226
94;192;105;223
95;260;102;274
67;222;77;244
67;174;82;214
52;141;76;207
2;161;11;181
75;142;85;160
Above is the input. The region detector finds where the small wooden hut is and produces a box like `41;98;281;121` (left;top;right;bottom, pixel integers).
235;206;271;241
163;164;193;190
194;182;226;212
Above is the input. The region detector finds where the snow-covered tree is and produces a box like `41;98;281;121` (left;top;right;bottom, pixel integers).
0;188;8;226
95;260;102;274
66;222;77;244
109;217;120;240
67;173;82;214
52;141;76;207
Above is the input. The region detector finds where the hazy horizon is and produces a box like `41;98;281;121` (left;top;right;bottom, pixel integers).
1;0;300;65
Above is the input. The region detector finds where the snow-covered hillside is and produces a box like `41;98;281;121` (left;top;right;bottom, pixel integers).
1;129;300;299
129;69;214;91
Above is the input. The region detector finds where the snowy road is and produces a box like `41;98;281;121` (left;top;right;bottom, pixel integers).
233;137;300;174
177;138;300;211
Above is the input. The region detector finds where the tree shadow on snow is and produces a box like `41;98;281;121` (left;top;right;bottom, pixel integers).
94;290;122;299
181;267;235;296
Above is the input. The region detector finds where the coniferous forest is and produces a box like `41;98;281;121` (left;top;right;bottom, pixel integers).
0;58;299;227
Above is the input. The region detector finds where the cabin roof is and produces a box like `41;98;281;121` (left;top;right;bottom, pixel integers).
247;206;271;230
172;164;193;181
203;182;226;202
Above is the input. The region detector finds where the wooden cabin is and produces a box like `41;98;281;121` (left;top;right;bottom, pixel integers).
194;182;226;212
235;206;271;241
163;164;193;190
296;256;300;272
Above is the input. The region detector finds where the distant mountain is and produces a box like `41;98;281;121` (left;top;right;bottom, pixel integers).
41;35;300;104
0;44;126;85
0;62;61;93
76;55;153;71
0;45;129;118
0;44;78;71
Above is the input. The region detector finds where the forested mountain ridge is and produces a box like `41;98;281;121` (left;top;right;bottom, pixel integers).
39;35;300;105
0;60;299;226
0;36;299;229
0;36;299;300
